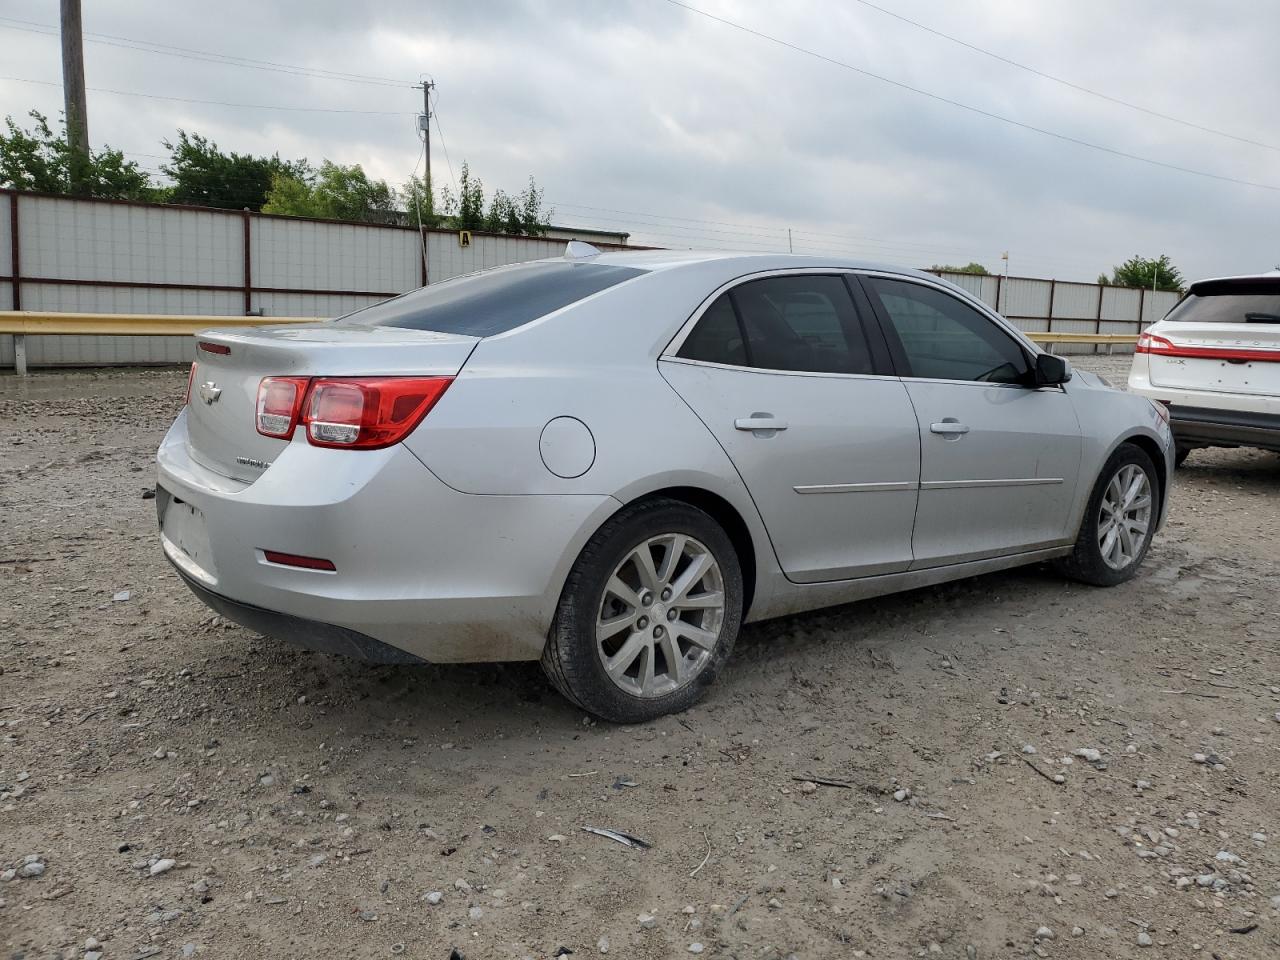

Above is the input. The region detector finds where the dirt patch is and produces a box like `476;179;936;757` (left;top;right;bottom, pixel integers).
2;362;1279;959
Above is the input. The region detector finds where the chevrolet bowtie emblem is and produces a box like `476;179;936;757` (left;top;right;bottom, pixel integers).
198;381;222;405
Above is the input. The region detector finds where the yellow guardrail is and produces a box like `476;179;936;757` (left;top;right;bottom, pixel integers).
1;312;1142;375
0;311;321;336
1026;332;1138;344
1024;331;1138;355
0;312;324;375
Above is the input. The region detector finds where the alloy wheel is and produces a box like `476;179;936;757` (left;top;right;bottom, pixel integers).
1097;463;1153;570
595;533;725;698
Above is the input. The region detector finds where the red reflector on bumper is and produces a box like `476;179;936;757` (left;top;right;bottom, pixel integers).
262;550;336;571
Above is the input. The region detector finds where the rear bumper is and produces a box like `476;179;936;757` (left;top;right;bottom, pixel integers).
172;566;425;664
1167;405;1280;452
156;410;620;663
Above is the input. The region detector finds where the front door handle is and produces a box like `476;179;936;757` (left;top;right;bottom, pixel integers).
930;420;970;437
735;414;789;434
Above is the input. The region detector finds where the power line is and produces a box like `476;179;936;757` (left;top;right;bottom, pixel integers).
0;18;415;88
2;75;414;115
430;96;458;196
848;0;1280;153
662;0;1280;193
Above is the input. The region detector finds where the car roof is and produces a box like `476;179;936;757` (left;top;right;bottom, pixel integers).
567;247;941;283
1187;268;1280;291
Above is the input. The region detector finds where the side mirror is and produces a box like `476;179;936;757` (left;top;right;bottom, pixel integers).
1033;353;1072;387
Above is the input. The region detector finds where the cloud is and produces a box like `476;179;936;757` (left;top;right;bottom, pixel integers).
1;0;1276;280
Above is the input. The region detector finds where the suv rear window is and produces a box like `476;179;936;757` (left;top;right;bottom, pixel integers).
1167;280;1280;324
335;261;648;336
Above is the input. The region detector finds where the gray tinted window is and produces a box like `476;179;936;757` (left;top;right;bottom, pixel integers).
868;277;1029;384
679;294;745;365
679;275;873;375
1166;287;1280;324
335;261;647;336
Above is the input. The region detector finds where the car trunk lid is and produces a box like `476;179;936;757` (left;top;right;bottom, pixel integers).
185;323;478;482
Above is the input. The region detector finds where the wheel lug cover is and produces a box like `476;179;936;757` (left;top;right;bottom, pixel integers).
667;609;677;621
654;625;665;638
637;616;648;629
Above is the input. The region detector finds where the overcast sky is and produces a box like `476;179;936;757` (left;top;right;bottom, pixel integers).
2;0;1277;282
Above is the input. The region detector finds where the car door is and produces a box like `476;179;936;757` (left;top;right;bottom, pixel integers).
660;273;921;583
859;274;1082;569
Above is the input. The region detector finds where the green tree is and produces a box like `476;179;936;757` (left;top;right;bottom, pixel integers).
263;161;398;224
162;131;304;211
0;110;153;199
1103;255;1184;292
400;172;439;228
931;262;990;275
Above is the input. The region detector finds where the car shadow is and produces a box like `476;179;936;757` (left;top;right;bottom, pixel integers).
200;561;1071;748
1176;446;1280;490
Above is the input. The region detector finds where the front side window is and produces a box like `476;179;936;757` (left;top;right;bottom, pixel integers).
865;277;1029;384
335;261;648;337
678;275;874;375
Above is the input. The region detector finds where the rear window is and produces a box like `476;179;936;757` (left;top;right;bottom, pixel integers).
1167;281;1280;324
335;261;648;336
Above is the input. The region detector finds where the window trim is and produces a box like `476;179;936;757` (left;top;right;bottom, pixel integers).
663;268;896;378
853;272;1048;389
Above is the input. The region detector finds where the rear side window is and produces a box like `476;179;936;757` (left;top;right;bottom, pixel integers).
678;275;875;375
335;261;647;336
1166;283;1280;324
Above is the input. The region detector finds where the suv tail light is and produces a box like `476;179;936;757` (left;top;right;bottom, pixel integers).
303;377;452;449
1135;332;1175;355
256;376;310;438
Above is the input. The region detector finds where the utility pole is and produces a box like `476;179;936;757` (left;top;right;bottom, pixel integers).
418;80;434;193
60;0;90;195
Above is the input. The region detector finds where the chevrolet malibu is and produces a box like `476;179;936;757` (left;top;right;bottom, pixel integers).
157;246;1174;722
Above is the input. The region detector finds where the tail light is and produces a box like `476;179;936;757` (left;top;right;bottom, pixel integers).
256;376;310;438
185;362;198;406
1149;399;1171;424
1136;333;1175;355
303;377;452;449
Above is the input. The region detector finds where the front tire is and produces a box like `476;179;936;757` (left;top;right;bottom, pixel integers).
1055;443;1159;586
541;498;743;723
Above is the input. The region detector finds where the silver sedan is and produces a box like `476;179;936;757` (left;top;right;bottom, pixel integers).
157;246;1174;722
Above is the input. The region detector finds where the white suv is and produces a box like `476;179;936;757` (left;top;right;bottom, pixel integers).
1129;270;1280;465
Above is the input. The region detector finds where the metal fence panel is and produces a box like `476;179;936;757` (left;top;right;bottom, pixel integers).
426;231;565;283
1002;278;1052;318
936;272;999;307
1051;282;1099;320
252;216;419;295
0;192;12;279
1100;286;1142;322
1145;290;1180;325
22;195;241;285
254;291;384;318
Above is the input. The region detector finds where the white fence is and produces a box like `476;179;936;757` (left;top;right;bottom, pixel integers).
0;189;629;368
1;188;1180;367
932;271;1180;353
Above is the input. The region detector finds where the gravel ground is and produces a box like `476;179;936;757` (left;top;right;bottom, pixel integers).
2;358;1279;960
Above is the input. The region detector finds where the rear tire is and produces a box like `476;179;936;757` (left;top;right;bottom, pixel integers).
1055;443;1159;587
541;498;743;723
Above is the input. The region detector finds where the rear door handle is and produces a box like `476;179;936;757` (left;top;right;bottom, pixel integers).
930;420;970;436
735;415;789;433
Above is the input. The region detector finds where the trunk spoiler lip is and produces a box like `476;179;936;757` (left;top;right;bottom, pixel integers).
193;324;482;348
